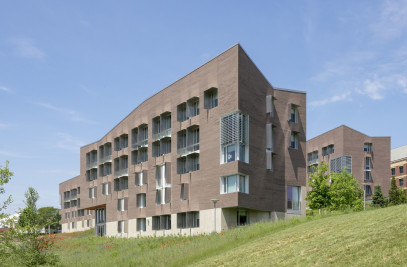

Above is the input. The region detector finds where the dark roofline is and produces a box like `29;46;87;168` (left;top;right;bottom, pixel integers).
307;124;390;142
80;43;241;149
274;87;306;94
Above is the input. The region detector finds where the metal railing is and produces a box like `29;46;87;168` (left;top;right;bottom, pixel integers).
178;143;199;156
115;168;128;178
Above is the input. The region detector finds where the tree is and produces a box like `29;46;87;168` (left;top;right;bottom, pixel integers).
329;170;363;211
306;162;331;210
388;176;407;206
0;160;13;218
0;187;58;266
38;207;61;233
372;185;387;208
18;187;39;227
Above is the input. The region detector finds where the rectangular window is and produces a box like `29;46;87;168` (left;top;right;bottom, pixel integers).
118;220;124;234
307;151;318;165
287;186;301;212
204;87;218;109
72;222;75;229
137;194;146;208
365;171;371;181
365;157;371;170
87;210;92;216
87;219;91;227
392;168;396;175
190;211;199;228
139;148;148;163
365;185;372;196
266;95;274;116
162;215;171;230
289;104;298;123
290;132;298;149
177;157;187;174
118;198;125;211
152;216;161;230
220;175;249;194
187;97;199;118
88;187;96;199
220;111;249;164
177;103;187;122
364;143;373;152
177;213;187;229
400;166;404;174
400;179;404;186
137;218;146;232
180;183;185;200
135;171;144;186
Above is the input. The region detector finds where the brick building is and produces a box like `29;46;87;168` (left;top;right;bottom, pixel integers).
391;145;407;190
59;44;307;237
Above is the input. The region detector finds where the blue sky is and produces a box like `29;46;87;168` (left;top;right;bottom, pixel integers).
1;0;407;213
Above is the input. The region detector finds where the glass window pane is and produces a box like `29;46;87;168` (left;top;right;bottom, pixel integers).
227;145;236;162
227;175;236;193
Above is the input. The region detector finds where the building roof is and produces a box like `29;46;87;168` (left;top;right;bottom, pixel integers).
391;144;407;162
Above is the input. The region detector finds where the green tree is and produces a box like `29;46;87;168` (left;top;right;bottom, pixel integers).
0;160;13;218
1;187;58;266
306;162;331;210
372;185;387;208
329;170;363;211
38;207;61;233
388;176;407;206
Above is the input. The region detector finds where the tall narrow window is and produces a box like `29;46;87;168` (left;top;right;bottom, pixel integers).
290;132;298;149
289;104;298;123
287;186;301;212
365;157;371;170
220;111;249;164
204;87;218;109
137;194;146;208
137;218;146;232
266;95;274;116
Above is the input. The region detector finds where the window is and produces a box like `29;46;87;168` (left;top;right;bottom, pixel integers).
87;210;92;216
365;157;371;170
78;209;85;217
102;183;109;195
220;174;249;194
307;151;318;165
117;198;126;211
72;211;76;218
87;219;91;227
114;177;128;191
364;143;372;152
162;215;171;230
290;132;298;149
190;211;199;228
137;194;146;208
71;222;75;229
289;104;298;123
118;220;125;234
400;179;404;187
322;145;335;156
220;111;249;164
152;216;161;230
187;97;199;118
266;95;274;116
392;168;396;175
400;166;404;174
365;171;371;181
177;103;187;122
204;87;218;109
237;209;249;226
177;213;187;229
89;187;96;199
135;171;145;186
330;156;352;174
160;138;171;155
138;148;148;163
177;157;187;174
365;185;372;196
287;186;301;212
152;141;161;157
137;218;146;232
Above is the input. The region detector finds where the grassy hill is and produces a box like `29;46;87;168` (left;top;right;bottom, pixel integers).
51;205;407;266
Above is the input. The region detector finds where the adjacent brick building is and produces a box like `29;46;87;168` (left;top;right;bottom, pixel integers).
306;125;390;198
59;44;307;237
391;145;407;190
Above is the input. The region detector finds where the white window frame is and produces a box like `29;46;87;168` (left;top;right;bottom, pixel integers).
220;174;249;194
137;194;146;208
137;218;146;232
102;183;109;195
118;198;125;212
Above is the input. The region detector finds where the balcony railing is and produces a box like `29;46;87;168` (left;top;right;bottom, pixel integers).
115;168;128;178
100;154;112;163
133;139;148;149
86;161;98;169
153;128;171;141
308;159;318;166
178;143;199;156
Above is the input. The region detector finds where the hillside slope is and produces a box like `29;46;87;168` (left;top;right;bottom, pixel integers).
194;205;407;266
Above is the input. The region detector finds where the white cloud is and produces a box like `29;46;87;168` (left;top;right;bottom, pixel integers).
0;86;11;92
9;38;45;59
360;79;385;100
37;102;94;123
56;132;85;152
309;92;352;107
371;0;407;40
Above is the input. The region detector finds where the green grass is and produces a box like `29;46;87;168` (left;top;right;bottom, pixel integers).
48;205;407;266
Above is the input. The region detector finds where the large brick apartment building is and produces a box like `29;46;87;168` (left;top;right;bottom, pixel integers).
59;44;307;237
391;145;407;190
306;125;390;199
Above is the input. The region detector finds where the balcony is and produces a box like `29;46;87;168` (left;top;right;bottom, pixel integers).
308;159;318;166
100;154;112;163
115;168;128;178
86;161;98;169
178;143;199;157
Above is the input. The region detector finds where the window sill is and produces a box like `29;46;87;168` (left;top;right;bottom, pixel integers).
287;210;301;214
